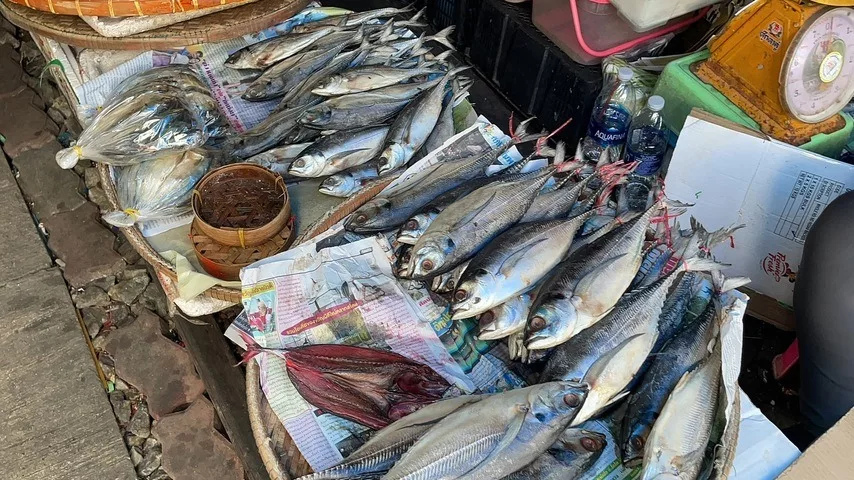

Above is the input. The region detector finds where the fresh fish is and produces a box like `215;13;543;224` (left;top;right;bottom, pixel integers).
313;63;444;96
290;5;416;33
283;125;323;144
289;126;390;177
452;211;595;320
298;395;484;480
285;344;449;430
244;143;311;178
520;175;594;223
621;273;747;467
225;27;336;70
539;254;722;427
430;261;469;293
301;80;440;130
319;162;380;197
507;428;606;480
383;381;589;480
477;292;534;341
641;341;723;480
384;26;456;55
525;203;670;350
242;37;353;101
397;175;495;245
276;46;369;111
421;85;458;155
394;243;414;279
377;68;468;175
408;168;555;280
227;105;310;159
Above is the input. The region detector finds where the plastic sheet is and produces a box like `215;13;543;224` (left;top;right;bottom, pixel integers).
102;148;218;228
56;66;229;169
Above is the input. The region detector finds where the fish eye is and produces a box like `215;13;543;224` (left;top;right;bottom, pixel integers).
404;219;420;230
630;436;644;450
421;259;434;271
529;316;547;332
352;213;368;224
563;393;582;408
453;289;467;301
446;280;455;289
479;310;494;324
294;158;305;168
582;437;601;452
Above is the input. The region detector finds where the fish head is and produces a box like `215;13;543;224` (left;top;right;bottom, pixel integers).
288;153;327;177
394;244;414;279
397;212;435;245
301;106;333;127
224;49;250;69
525;296;578;350
319;174;356;196
409;240;449;279
242;81;271;100
344;197;394;233
378;143;407;175
554;429;607;458
529;381;589;427
451;269;499;320
312;75;346;96
477;304;509;340
621;420;653;468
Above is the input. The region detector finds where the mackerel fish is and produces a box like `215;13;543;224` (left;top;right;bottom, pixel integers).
225;27;336;70
477;291;534;341
290;5;416;33
312;63;444;96
276;47;368;111
507;428;607;480
289;125;390;177
319;162;380;197
227;105;310;159
382;381;589;480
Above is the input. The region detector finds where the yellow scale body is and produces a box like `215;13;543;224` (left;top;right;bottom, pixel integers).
696;0;854;145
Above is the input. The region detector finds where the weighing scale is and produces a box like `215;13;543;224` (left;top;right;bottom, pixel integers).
694;0;854;146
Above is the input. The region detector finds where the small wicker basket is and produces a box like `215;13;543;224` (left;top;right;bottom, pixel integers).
191;217;295;281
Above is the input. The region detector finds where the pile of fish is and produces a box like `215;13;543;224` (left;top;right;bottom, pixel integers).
223;5;471;198
283;124;750;479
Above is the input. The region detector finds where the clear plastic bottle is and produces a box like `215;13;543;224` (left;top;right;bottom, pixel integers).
580;67;642;165
618;95;667;213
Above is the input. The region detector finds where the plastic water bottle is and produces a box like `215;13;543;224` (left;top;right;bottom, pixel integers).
580;67;641;165
618;95;667;213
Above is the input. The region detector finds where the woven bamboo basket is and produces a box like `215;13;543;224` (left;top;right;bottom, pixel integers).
243;182;743;480
191;217;295;281
8;0;251;17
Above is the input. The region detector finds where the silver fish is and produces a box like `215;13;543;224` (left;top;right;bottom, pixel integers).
641;341;723;480
290;5;416;33
227;105;311;159
319;162;380;197
520;175;594;223
225;27;336;70
525;204;666;350
289;125;390;177
312;63;443;96
430;261;469;293
302;80;441;130
383;381;589;480
276;46;369;111
477;292;534;341
242;37;353;101
378;68;467;175
244;143;311;177
451;211;595;320
539;254;723;426
298;395;483;480
383;26;456;56
507;428;607;480
408;168;555;280
398;210;439;245
421;87;457;155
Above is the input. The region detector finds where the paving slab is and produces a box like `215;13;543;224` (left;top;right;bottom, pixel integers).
152;398;243;480
0;44;25;99
0;86;58;158
0;159;52;285
105;310;205;419
0;267;136;480
12;140;87;218
42;201;125;287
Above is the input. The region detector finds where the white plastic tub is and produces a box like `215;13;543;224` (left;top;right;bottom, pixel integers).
609;0;722;32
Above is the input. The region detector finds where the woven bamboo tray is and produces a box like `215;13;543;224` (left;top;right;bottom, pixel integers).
244;185;742;480
0;0;309;49
9;0;250;17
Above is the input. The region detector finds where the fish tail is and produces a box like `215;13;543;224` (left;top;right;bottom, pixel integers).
399;2;417;14
510;117;547;145
434;49;455;63
429;26;457;50
711;270;750;294
409;7;427;23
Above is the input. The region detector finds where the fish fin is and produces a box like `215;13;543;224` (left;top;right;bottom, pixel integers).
584;333;647;389
409;7;426;23
682;256;730;273
336;15;349;27
428;26;457;50
378;21;396;43
711;270;750;294
572;253;630;303
498;238;549;277
449;190;497;231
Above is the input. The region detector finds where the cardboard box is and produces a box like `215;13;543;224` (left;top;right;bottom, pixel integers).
665;110;854;330
777;406;854;479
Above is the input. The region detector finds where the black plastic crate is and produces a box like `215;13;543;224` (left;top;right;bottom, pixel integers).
469;0;602;146
425;0;483;51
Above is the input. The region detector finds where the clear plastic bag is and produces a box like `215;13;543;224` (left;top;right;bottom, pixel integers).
102;148;219;228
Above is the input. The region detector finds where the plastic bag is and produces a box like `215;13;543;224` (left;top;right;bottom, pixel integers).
102;148;219;228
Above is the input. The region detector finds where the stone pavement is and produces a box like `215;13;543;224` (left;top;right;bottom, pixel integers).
0;119;136;479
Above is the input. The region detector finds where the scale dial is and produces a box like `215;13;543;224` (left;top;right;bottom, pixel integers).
782;7;854;123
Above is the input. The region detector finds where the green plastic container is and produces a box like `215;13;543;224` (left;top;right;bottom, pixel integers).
653;49;853;159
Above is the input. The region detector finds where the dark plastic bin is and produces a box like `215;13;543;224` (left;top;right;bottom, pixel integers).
425;0;483;51
469;0;602;146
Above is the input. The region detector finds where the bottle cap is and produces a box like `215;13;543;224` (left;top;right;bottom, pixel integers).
647;95;665;112
617;67;634;82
